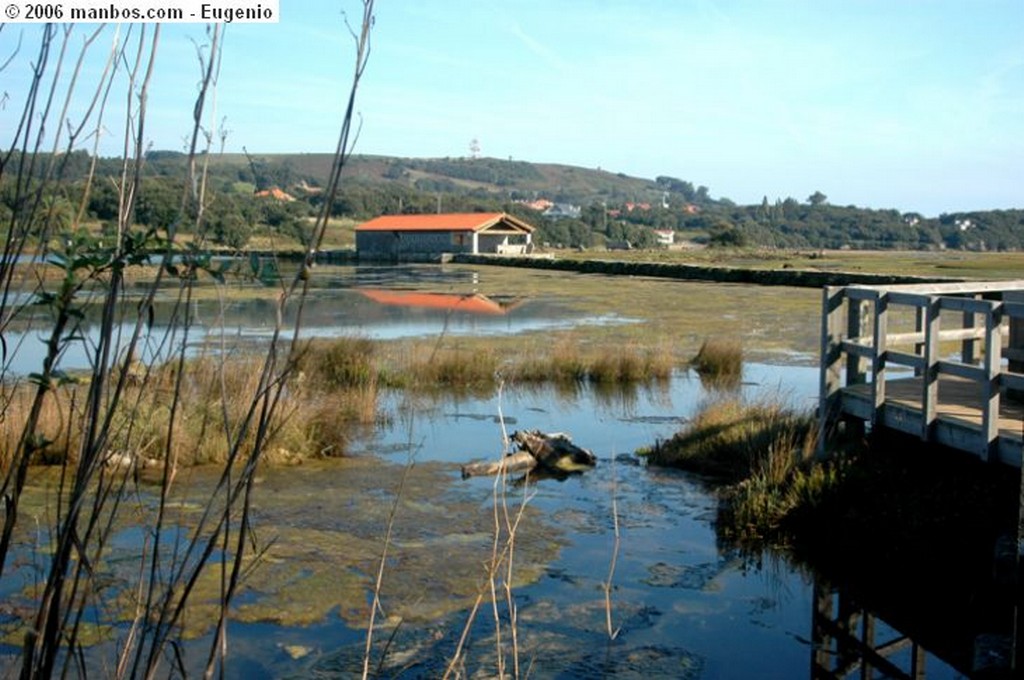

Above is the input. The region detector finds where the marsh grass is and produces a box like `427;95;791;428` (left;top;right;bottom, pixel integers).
510;339;674;386
643;397;815;481
642;395;834;542
1;332;679;476
690;337;743;390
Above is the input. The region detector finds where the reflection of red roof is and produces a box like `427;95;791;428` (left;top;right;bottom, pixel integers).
359;289;511;315
355;212;534;233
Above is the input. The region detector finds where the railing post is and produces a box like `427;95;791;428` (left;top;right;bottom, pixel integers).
1016;444;1024;674
922;297;941;441
846;295;868;387
962;295;978;364
871;293;888;426
1007;291;1024;401
914;306;926;377
818;286;846;456
981;306;1002;461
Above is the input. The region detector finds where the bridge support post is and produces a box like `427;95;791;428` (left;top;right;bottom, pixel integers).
1016;445;1024;674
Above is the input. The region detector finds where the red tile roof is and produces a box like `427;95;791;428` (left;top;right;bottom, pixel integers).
356;212;533;233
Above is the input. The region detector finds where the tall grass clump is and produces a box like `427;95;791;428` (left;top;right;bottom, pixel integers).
690;337;743;389
721;459;843;542
512;337;674;386
644;396;814;481
589;342;674;383
400;345;500;392
642;395;841;543
297;336;379;390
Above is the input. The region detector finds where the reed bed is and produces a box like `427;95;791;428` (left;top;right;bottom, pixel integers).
1;334;678;476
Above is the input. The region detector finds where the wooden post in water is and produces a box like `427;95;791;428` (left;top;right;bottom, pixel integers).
1017;448;1024;675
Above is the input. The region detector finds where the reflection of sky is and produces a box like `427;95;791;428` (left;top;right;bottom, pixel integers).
236;311;638;341
364;363;821;466
1;263;642;376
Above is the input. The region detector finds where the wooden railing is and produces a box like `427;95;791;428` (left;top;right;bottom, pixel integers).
819;281;1024;464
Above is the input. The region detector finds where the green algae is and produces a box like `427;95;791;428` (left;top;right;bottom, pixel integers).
2;456;565;644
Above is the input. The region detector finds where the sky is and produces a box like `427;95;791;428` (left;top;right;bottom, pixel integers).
2;1;1023;216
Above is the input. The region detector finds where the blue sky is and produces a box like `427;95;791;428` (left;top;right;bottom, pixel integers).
3;1;1022;215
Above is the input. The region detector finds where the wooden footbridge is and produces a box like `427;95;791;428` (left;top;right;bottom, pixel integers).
819;281;1024;466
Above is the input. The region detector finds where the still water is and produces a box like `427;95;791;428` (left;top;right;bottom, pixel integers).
142;363;971;679
0;264;995;677
1;264;637;377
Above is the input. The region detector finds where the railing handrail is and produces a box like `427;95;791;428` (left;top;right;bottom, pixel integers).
820;281;1024;463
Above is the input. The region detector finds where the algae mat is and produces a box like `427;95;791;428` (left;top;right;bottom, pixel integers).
0;456;564;649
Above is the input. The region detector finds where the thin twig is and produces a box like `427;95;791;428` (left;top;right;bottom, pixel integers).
602;453;621;641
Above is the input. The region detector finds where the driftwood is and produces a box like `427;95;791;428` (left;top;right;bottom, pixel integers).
461;430;597;479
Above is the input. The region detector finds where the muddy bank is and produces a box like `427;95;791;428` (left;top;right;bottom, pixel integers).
454;254;964;288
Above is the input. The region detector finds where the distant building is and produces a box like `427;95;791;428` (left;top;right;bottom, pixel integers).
543;203;581;219
653;229;675;246
355;212;535;260
254;187;295;202
521;198;554;212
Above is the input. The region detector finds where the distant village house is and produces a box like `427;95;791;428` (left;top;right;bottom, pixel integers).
254;187;295;202
355;212;535;261
542;203;581;219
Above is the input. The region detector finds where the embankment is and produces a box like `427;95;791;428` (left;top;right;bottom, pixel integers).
453;254;964;288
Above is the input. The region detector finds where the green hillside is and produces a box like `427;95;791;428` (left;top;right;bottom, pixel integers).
6;150;1020;252
206;153;675;206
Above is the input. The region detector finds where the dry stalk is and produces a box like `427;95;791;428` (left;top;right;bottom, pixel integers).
444;381;534;679
361;427;416;679
602;454;622;640
0;4;375;677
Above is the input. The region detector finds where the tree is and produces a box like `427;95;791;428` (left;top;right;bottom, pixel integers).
808;190;828;206
707;220;747;247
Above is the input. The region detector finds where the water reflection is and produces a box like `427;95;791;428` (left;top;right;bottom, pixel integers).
356;289;524;315
0;264;638;377
810;576;1011;679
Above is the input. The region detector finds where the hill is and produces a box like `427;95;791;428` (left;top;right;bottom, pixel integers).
7;150;1021;252
205;153;685;207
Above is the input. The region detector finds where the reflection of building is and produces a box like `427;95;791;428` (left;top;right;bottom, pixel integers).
357;289;523;315
355;212;535;261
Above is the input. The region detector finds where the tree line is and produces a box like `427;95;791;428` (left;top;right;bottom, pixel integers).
3;151;1020;252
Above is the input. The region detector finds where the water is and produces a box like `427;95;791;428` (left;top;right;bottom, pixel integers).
0;264;1001;677
1;264;638;377
316;365;966;679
